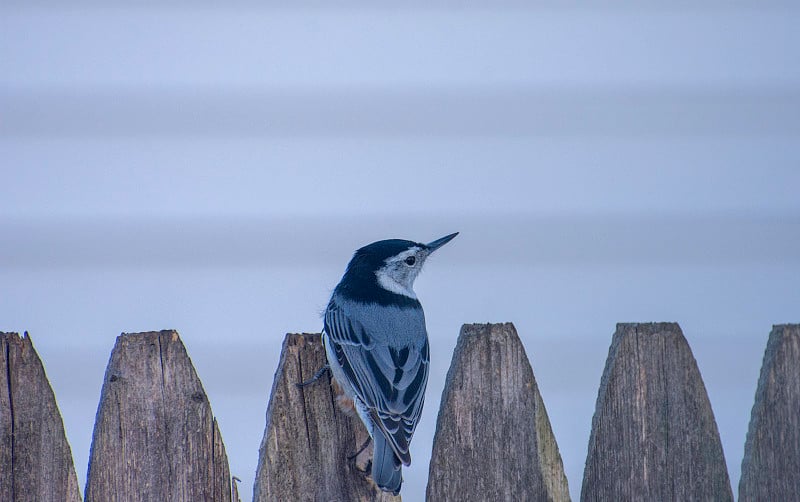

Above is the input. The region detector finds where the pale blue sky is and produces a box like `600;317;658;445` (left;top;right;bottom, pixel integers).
2;3;799;500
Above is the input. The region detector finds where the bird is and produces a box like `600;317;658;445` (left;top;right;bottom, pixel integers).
318;232;458;495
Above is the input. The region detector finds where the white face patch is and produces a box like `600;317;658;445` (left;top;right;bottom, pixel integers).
375;247;425;299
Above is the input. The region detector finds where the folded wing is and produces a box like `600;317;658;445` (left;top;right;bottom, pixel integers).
324;299;429;465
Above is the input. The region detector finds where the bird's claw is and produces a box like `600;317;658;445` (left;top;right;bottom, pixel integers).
348;436;372;460
296;364;330;388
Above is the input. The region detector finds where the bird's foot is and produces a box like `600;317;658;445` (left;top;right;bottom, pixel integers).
348;436;372;460
352;436;374;473
296;363;330;388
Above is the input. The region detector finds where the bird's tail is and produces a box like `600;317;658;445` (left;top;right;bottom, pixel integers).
371;433;402;495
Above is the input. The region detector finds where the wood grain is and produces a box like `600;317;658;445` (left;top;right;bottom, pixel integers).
84;330;232;502
0;332;81;502
426;323;570;501
253;333;400;502
739;324;800;501
581;322;732;501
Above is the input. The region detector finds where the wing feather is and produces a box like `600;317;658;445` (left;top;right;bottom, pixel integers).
324;300;428;465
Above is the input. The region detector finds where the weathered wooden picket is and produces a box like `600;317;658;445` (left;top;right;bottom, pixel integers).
0;323;797;501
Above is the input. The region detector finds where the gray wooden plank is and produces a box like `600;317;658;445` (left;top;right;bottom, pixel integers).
253;333;400;502
739;324;800;501
426;323;570;501
84;330;231;502
581;322;732;501
0;331;81;502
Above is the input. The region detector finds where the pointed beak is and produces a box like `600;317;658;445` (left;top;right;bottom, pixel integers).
425;232;459;253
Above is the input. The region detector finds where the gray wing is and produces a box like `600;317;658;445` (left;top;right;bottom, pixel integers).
324;299;429;466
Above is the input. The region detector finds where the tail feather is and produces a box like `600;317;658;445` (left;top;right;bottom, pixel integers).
371;433;402;495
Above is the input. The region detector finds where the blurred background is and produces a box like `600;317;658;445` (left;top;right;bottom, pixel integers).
2;2;799;500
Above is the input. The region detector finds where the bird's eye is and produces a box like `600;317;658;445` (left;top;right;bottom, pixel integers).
404;256;416;266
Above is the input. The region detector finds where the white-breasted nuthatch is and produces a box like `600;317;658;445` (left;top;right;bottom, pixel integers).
313;233;458;495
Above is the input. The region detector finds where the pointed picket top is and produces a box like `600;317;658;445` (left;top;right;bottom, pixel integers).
427;323;570;501
581;323;732;501
0;331;81;502
253;333;400;502
739;324;800;501
85;330;232;502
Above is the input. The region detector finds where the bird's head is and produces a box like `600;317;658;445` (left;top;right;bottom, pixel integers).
338;232;458;303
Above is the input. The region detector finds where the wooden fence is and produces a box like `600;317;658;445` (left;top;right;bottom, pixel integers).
0;323;797;501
